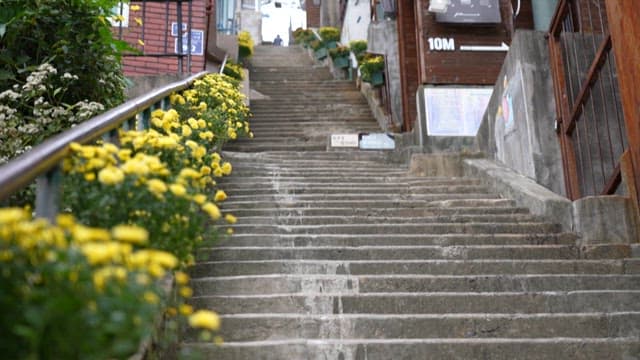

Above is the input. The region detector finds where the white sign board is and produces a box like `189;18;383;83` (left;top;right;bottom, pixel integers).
331;134;359;148
359;133;395;150
424;87;493;137
175;30;204;56
171;22;188;37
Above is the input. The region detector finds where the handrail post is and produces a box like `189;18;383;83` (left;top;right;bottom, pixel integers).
35;167;62;222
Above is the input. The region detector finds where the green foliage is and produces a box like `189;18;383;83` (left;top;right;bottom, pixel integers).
349;40;368;61
0;0;127;108
238;31;254;59
319;27;340;42
329;45;350;59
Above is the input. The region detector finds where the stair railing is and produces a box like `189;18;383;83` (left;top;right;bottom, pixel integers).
0;71;210;221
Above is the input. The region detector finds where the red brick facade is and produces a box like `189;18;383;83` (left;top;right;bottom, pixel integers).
116;1;208;76
306;1;321;27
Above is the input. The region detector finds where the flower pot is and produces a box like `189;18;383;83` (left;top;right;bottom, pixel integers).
326;41;338;49
333;56;350;69
315;47;328;60
370;71;384;86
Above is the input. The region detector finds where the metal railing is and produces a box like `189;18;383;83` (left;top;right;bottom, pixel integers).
0;71;209;220
549;0;627;199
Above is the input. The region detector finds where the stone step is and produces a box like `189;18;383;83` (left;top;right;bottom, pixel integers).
200;245;590;262
222;186;491;197
221;214;547;226
184;337;640;360
218;206;530;218
187;313;640;341
223;143;328;152
228;222;562;236
189;259;640;278
214;233;575;247
220;197;506;210
191;274;640;295
191;291;640;315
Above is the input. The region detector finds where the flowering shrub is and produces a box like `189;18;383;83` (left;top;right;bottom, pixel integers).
0;0;127;108
0;73;248;358
222;60;245;81
238;30;254;60
0;64;104;165
0;208;215;359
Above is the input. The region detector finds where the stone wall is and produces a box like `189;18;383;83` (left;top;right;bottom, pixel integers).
477;30;565;195
366;20;402;130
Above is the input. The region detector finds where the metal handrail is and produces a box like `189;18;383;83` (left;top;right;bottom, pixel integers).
0;71;210;217
219;53;229;74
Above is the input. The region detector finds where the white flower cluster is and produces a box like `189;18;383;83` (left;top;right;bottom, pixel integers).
0;63;105;164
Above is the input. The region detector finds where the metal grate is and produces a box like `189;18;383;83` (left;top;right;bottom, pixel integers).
549;0;628;199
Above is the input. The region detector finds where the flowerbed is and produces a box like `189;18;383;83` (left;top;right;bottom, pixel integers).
0;73;251;359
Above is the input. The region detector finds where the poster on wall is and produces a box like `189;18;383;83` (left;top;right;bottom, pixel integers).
424;87;493;137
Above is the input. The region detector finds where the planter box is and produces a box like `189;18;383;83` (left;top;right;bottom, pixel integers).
370;71;384;86
326;41;338;49
315;47;328;60
333;56;350;69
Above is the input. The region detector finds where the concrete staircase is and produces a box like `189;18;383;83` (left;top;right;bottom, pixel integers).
224;46;379;152
183;46;640;359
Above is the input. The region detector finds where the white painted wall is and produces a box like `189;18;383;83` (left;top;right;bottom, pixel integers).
340;0;371;45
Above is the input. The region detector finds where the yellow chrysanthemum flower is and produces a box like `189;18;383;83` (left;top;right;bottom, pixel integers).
97;166;125;185
188;310;220;331
214;190;227;202
112;225;149;245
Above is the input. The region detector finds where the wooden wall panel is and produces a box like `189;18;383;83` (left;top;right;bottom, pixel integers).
416;0;533;85
397;0;420;131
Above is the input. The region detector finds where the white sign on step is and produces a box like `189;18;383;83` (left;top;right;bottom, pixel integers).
359;133;395;150
331;134;359;148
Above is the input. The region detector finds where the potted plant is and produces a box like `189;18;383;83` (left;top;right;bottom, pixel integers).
329;45;350;69
293;28;315;48
319;26;340;49
359;54;385;86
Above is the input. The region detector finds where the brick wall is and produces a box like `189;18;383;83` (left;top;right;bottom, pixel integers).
115;0;208;76
306;1;321;27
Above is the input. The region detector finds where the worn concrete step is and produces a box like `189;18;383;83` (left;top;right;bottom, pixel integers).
220;197;507;210
189;259;640;278
228;222;562;236
220;183;484;194
190;291;640;315
219;177;480;187
215;233;576;247
184;336;640;360
223;150;399;161
227;168;411;176
223;214;548;226
222;190;496;201
223;144;328;152
219;176;479;185
200;245;591;262
191;274;640;295
184;313;640;341
218;206;530;218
